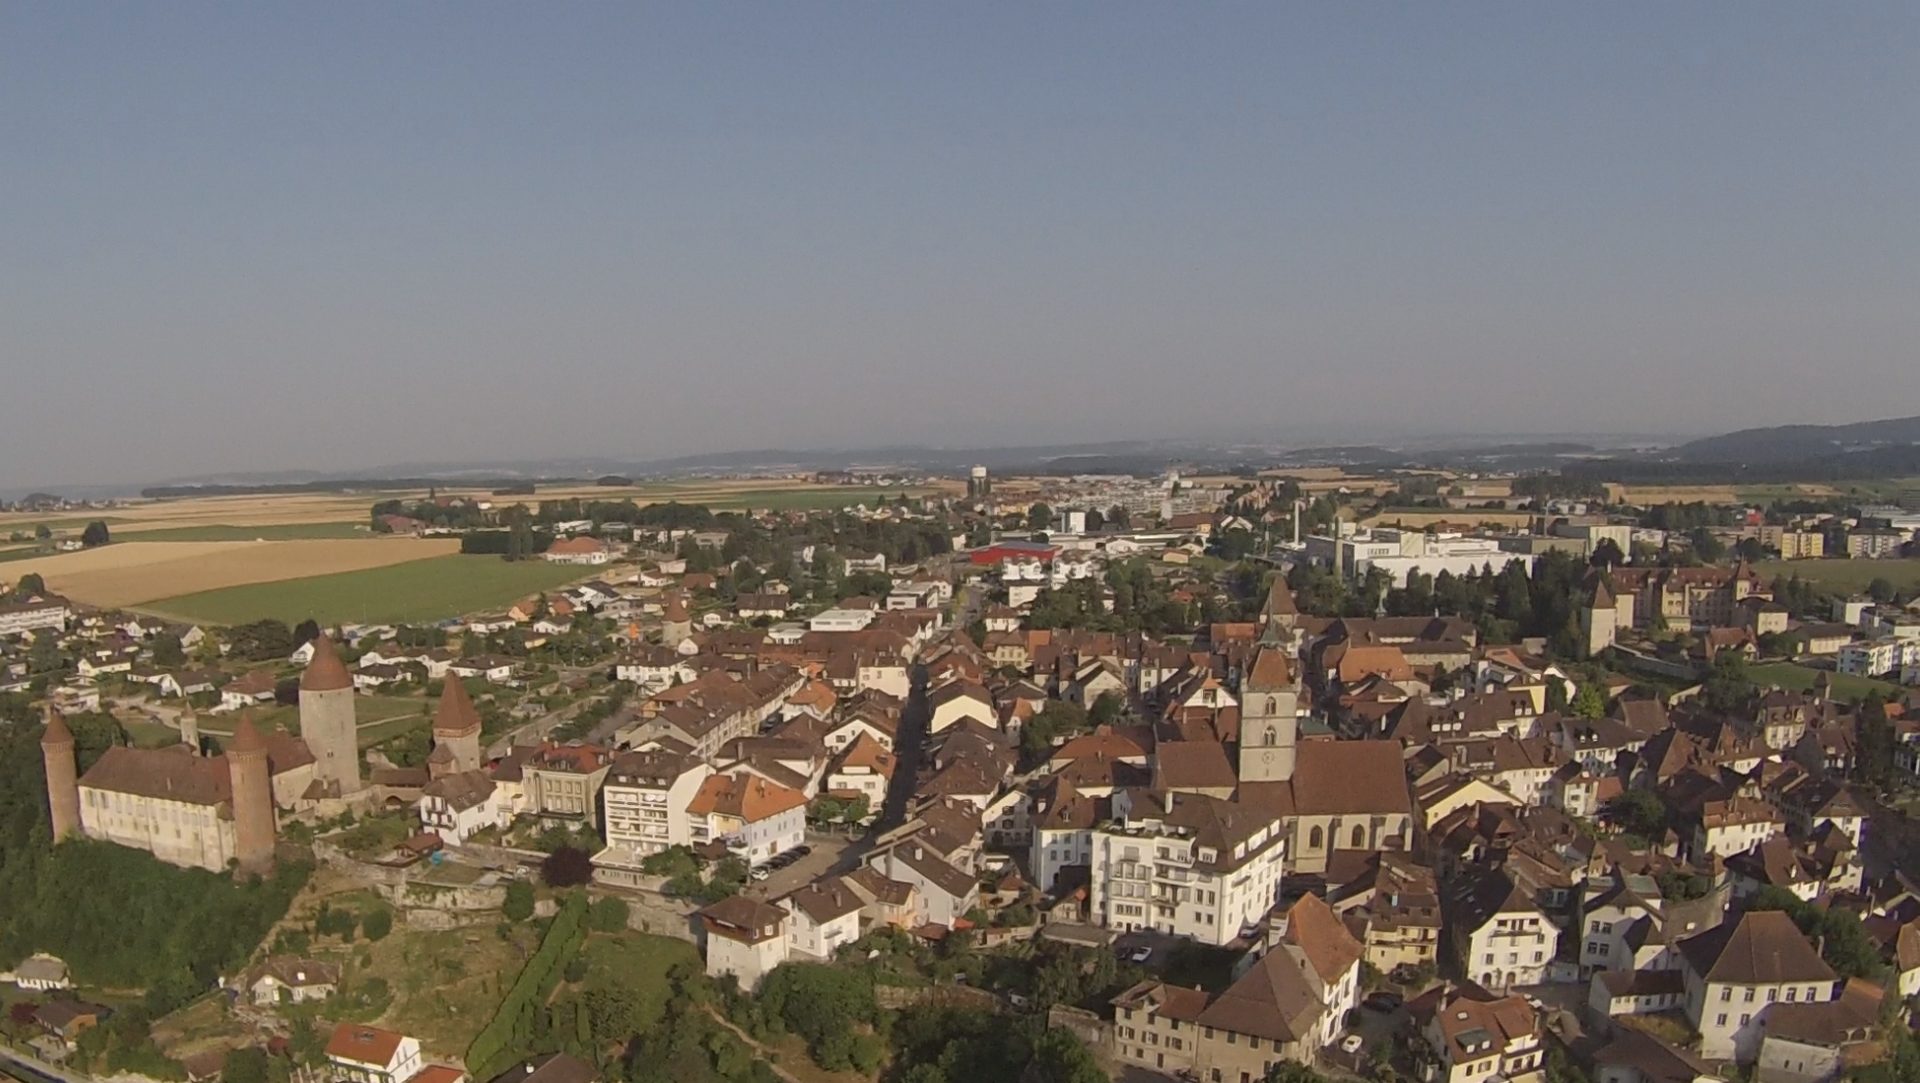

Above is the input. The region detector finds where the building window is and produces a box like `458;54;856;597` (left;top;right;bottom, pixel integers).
1351;824;1366;848
1309;826;1323;850
1716;1014;1727;1027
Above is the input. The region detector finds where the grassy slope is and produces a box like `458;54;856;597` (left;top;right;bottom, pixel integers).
136;554;589;626
1757;559;1920;594
1749;662;1900;703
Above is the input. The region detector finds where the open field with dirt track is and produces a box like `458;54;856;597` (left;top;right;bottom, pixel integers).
0;538;460;608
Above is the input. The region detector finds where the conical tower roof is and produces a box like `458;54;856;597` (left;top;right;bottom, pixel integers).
300;635;352;692
1261;579;1298;620
40;706;73;746
229;711;268;754
1590;574;1616;608
433;674;482;736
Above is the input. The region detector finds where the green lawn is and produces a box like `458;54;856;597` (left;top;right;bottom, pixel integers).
576;930;698;1029
113;521;370;542
135;554;590;626
1757;558;1920;594
1749;662;1900;703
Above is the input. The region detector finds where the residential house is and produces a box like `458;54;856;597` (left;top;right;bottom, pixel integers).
687;773;806;866
1410;986;1544;1083
779;877;865;960
418;770;509;844
1446;868;1559;993
326;1024;425;1083
697;896;789;992
544;537;613;565
1678;909;1838;1062
248;957;341;1005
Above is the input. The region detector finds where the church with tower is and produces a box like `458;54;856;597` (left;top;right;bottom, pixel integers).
1237;577;1303;783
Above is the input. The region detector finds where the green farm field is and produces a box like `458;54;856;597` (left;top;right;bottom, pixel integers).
1757;559;1920;594
134;554;589;626
113;521;371;542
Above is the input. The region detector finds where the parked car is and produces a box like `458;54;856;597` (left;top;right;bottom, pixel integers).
749;866;770;882
1340;1034;1365;1055
1127;945;1154;964
1363;991;1404;1012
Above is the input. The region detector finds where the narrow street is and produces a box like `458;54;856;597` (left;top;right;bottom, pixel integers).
876;662;932;831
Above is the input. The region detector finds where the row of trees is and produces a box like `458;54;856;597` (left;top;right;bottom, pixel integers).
467;891;591;1078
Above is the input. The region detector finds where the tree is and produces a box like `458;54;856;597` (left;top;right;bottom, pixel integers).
1857;695;1895;789
1088;690;1125;726
758;964;876;1069
1703;651;1755;715
12;572;46;599
588;896;629;933
1264;1064;1338;1083
1589;538;1625;569
1867;577;1898;604
222;1048;270;1083
542;847;595;888
502;880;536;922
1603;790;1668;841
361;907;393;941
1734;537;1766;563
150;634;186;668
33;524;51;541
1570;683;1607;720
1689;527;1725;563
80;521;111;547
291;619;321;648
1027;503;1054;533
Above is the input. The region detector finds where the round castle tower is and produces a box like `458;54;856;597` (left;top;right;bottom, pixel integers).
299;636;362;795
40;706;80;842
227;712;277;873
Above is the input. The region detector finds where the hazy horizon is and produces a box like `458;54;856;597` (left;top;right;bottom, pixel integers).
5;4;1916;489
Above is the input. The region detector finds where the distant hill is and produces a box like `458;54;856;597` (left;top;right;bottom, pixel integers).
1670;415;1920;465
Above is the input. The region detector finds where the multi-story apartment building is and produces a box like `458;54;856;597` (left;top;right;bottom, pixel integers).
1845;528;1907;560
521;742;615;822
1087;790;1286;948
594;747;714;881
1838;637;1912;679
1679;909;1837;1062
0;594;72;637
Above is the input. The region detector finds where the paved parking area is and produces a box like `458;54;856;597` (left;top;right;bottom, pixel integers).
739;834;855;899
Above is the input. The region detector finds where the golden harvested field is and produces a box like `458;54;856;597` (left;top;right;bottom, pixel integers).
1364;509;1534;529
0;538;458;608
1602;482;1844;506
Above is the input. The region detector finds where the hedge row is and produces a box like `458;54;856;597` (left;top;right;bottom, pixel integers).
466;892;590;1077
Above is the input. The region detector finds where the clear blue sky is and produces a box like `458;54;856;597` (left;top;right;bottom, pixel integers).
3;3;1916;486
